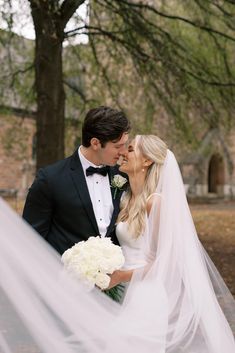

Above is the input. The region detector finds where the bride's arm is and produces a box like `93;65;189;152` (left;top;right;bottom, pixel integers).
107;194;161;289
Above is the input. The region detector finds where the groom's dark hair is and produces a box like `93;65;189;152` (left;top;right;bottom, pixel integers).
82;106;131;147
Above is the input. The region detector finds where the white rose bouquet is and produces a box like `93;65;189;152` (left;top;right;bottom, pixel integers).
61;236;125;296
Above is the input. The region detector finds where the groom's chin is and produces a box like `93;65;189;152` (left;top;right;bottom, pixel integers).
110;159;120;166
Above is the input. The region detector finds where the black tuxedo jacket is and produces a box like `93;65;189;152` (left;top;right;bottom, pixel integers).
23;150;126;254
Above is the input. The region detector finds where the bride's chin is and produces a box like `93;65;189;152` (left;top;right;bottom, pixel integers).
119;165;128;173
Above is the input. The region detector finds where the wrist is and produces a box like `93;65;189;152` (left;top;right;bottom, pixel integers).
119;269;133;282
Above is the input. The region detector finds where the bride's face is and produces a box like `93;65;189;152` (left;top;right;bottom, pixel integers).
119;139;144;175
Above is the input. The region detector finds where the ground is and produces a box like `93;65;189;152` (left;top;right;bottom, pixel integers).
190;200;235;297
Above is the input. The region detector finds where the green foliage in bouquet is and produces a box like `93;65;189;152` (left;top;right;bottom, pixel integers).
104;284;125;303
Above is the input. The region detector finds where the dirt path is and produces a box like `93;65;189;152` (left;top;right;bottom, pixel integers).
190;201;235;297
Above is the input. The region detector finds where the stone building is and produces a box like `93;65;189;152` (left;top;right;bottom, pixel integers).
181;129;235;199
1;106;235;200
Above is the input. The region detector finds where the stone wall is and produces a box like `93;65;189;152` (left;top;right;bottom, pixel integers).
0;113;35;199
0;111;82;199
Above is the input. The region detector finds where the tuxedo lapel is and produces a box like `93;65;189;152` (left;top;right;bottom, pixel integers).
70;151;99;235
107;169;115;207
106;167;121;237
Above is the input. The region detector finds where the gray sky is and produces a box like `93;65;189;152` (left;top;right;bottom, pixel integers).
0;0;89;44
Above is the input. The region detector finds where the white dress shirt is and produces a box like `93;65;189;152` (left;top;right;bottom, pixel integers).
78;147;114;237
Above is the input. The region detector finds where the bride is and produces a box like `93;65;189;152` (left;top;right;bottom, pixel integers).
0;135;234;353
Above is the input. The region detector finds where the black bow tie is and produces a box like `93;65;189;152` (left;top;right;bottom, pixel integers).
86;166;109;177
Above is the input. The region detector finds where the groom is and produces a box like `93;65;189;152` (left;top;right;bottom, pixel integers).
23;106;130;254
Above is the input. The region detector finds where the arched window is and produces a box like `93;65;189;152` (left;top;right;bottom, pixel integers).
208;154;225;195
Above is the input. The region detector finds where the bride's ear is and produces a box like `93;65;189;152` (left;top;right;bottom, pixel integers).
143;159;153;168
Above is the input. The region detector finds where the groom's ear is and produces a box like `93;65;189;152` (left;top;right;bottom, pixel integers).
90;138;101;150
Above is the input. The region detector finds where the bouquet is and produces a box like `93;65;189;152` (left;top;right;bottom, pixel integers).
61;236;125;300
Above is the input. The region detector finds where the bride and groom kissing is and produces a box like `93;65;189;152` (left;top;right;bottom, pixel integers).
22;105;235;352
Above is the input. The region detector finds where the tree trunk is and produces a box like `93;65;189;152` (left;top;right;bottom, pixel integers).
30;1;65;170
35;34;65;170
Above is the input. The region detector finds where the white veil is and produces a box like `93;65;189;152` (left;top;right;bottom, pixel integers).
120;149;235;352
0;149;234;353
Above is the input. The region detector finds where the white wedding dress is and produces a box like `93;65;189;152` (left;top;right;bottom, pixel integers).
116;221;148;270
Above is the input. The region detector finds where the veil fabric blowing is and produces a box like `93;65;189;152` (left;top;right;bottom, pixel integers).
0;150;234;353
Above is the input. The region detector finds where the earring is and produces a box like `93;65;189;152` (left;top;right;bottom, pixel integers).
142;168;145;172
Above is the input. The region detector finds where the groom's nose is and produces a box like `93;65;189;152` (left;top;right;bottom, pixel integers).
117;150;127;165
119;145;128;155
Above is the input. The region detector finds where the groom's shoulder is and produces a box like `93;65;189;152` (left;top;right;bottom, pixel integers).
39;151;77;178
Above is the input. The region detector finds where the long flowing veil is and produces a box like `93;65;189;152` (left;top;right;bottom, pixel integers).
0;197;121;353
0;150;234;353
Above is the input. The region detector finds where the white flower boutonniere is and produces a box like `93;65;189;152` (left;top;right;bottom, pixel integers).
111;174;127;199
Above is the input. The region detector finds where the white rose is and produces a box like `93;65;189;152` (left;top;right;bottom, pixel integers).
111;174;127;188
95;273;110;290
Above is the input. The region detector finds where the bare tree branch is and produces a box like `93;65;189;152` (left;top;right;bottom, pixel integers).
60;0;86;29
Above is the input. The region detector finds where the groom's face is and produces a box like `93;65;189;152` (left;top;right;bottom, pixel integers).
98;133;129;166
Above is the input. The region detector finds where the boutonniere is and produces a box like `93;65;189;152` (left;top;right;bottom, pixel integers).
111;174;127;199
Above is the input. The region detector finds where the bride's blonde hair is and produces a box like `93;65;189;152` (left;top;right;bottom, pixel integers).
117;135;167;237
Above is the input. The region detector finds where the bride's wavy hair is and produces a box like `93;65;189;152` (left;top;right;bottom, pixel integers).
117;135;167;237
